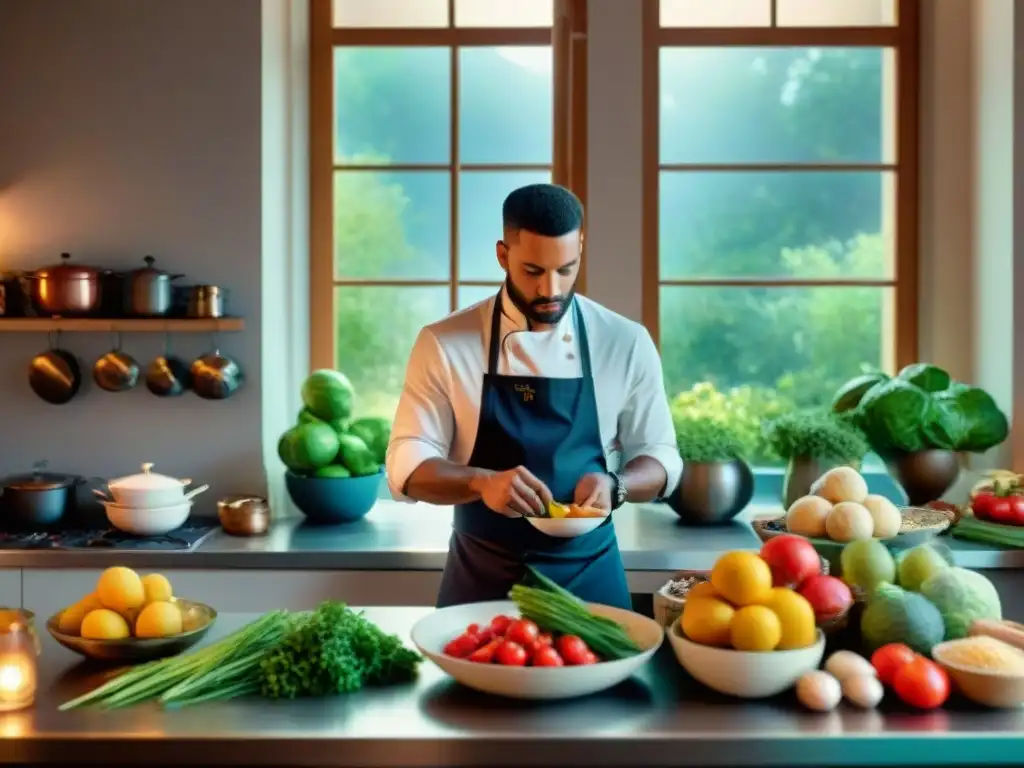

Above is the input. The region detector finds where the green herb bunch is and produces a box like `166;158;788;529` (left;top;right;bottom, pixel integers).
674;414;747;463
763;408;869;462
259;601;422;699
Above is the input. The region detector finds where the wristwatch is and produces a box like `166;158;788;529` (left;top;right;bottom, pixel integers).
608;471;627;510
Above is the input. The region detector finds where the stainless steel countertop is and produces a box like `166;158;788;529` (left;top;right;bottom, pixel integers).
3;501;1023;571
4;608;1021;766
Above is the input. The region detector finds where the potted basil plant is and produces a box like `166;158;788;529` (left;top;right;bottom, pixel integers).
763;409;869;508
668;416;754;526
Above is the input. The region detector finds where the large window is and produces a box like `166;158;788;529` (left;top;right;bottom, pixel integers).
310;0;586;418
643;0;919;465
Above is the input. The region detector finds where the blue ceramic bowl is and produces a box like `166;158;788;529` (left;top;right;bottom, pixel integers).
284;470;382;524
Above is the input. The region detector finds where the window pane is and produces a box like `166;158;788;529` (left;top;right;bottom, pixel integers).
459;47;553;164
660;47;895;164
455;0;553;27
459;170;552;281
333;0;449;28
777;0;896;27
660;0;771;27
659;170;893;279
661;285;891;462
334;48;450;164
335;286;452;419
334;171;450;280
458;284;501;310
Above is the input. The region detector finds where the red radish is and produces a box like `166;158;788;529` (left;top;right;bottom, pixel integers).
798;574;854;623
759;535;822;588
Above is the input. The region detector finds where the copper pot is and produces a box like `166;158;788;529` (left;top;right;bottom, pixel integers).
27;253;103;317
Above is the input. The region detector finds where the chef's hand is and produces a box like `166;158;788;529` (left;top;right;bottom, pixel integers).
574;472;614;511
476;466;553;518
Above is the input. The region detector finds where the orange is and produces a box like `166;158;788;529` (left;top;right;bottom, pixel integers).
681;597;735;647
686;581;722;602
758;588;817;650
730;605;782;651
711;551;773;606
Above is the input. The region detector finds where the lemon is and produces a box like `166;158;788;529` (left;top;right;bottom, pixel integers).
141;573;173;604
97;567;145;613
681;597;735;647
758;587;817;650
730;605;782;651
711;551;773;607
135;601;183;639
686;581;722;602
57;592;103;636
80;609;130;640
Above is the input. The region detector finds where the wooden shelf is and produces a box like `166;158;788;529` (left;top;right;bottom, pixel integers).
0;318;245;333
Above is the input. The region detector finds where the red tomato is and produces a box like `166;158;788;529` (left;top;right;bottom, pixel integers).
871;643;917;685
537;632;553;646
556;635;590;665
443;633;480;659
798;575;854;623
579;651;599;665
505;619;540;646
489;615;512;636
971;492;993;520
532;646;564;667
987;497;1016;525
893;656;950;709
759;535;822;588
495;641;528;666
467;638;503;664
1006;496;1024;526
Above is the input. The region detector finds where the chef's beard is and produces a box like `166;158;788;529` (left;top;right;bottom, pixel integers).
505;277;576;327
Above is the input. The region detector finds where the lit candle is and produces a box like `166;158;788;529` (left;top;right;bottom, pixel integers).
0;610;37;712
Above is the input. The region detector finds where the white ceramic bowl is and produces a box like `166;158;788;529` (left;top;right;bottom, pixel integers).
527;516;606;538
102;500;192;536
411;599;663;700
667;618;826;698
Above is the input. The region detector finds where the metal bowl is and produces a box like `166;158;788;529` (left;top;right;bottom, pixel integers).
46;598;216;663
666;459;755;525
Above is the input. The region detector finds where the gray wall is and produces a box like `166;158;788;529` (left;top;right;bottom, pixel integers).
0;0;264;507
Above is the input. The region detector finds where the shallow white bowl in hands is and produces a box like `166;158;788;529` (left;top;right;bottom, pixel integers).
527;516;607;538
667;618;826;699
411;599;663;700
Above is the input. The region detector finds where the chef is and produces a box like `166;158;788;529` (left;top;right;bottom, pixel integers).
386;183;682;609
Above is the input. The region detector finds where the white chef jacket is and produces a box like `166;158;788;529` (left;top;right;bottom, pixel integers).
385;286;683;502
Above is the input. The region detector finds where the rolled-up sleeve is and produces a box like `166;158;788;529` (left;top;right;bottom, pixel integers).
385;327;455;501
618;327;683;497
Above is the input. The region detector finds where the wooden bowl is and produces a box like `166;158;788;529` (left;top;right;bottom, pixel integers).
47;598;216;664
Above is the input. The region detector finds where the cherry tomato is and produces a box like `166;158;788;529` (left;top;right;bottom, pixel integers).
971;492;995;520
466;623;481;635
467;638;503;664
505;619;540;646
893;656;950;710
579;651;599;665
1006;496;1024;526
537;632;553;646
443;633;480;659
532;646;565;667
556;635;590;665
495;640;528;666
489;615;512;636
871;643;917;685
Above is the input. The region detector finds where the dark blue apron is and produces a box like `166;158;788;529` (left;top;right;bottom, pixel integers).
435;293;631;610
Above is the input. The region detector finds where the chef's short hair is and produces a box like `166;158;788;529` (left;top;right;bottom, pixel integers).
502;183;583;240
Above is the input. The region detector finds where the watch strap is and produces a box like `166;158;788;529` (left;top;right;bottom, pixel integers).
609;471;627;510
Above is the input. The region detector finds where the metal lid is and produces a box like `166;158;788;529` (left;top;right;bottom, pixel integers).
130;255;175;278
35;253;99;281
3;461;75;491
108;462;185;492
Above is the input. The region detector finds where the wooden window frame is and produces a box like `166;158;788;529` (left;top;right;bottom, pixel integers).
641;0;920;371
309;0;588;371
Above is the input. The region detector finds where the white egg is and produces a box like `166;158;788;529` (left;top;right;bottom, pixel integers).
796;670;842;712
842;674;884;709
824;650;876;682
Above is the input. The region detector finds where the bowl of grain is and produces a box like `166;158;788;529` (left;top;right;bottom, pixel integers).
653;571;710;630
932;635;1024;708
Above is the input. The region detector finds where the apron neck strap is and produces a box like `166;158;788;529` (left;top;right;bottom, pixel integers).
488;292;592;378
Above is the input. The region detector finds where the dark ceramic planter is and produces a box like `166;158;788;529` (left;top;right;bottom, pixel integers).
886;449;961;506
